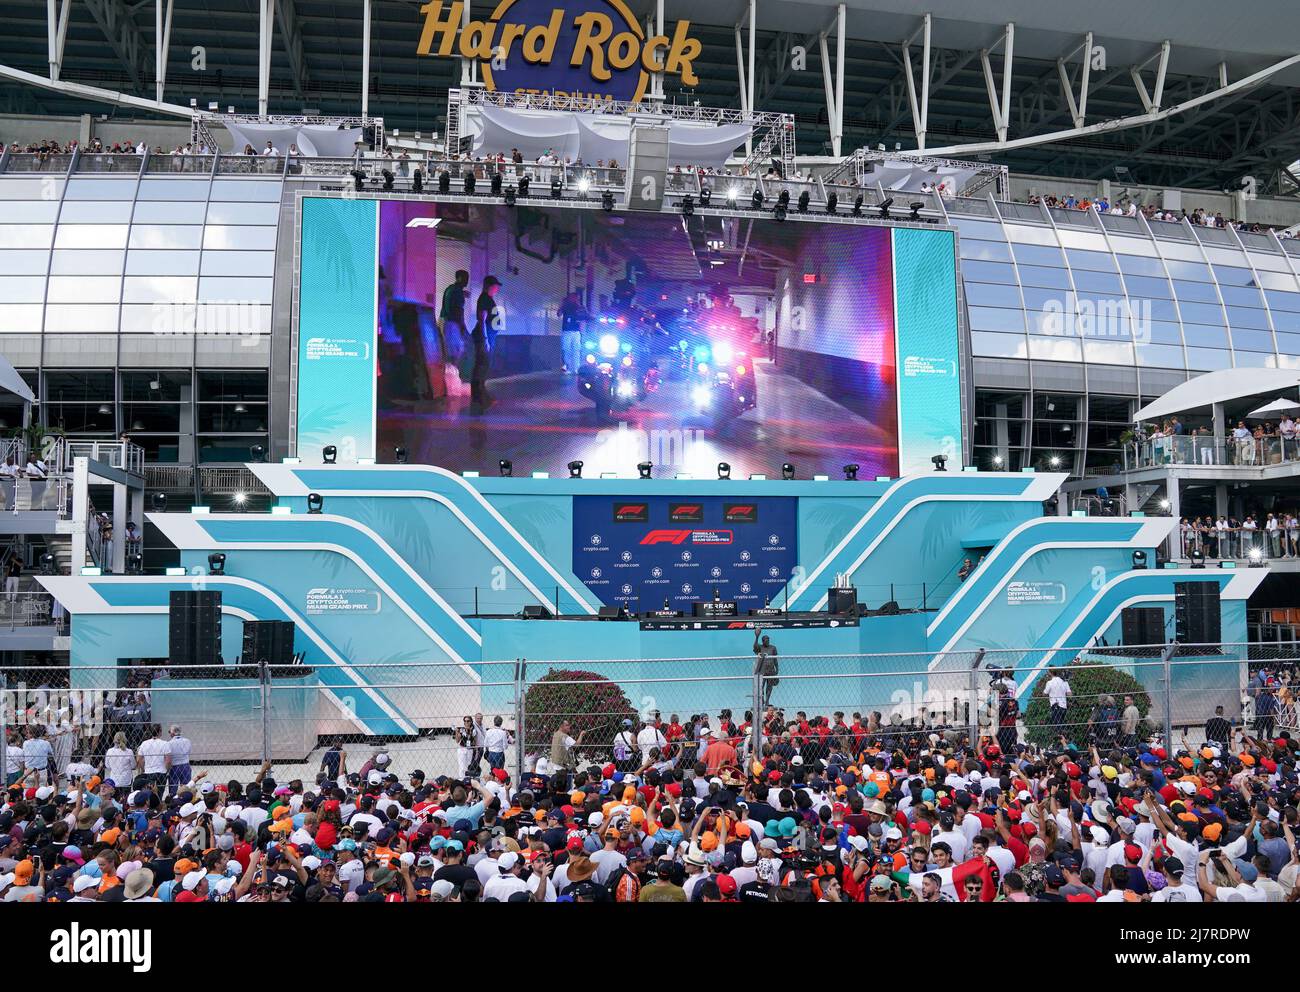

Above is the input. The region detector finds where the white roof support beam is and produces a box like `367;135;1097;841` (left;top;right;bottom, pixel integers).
734;0;757;155
817;3;846;157
924;51;1300;157
901;12;932;152
979;22;1015;144
46;0;72;82
84;0;148;92
1130;40;1171;113
275;0;309;104
154;0;174;104
256;0;277;117
361;0;372;119
1055;31;1093;129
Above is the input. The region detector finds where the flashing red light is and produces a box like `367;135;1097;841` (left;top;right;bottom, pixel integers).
802;273;818;284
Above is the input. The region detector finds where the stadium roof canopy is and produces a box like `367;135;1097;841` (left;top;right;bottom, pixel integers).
1;0;1299;192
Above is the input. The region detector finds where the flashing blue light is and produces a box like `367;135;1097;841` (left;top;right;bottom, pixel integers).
693;344;711;363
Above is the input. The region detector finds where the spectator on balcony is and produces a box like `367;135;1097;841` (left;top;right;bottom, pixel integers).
262;141;279;157
4;554;20;604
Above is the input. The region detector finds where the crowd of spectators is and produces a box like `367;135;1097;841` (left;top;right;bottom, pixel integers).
1029;192;1293;237
3;689;1299;903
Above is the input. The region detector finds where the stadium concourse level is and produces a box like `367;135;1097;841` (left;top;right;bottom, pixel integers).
2;697;1299;903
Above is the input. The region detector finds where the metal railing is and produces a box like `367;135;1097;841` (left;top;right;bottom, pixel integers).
0;591;61;630
0;643;1287;783
1127;435;1300;470
145;154;215;174
1175;525;1299;561
62;439;145;476
74;152;144;173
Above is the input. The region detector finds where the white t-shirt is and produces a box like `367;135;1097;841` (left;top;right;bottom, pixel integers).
139;738;170;774
482;872;531;901
590;848;627;885
484;727;511;753
104;747;135;786
1151;881;1201;902
1096;889;1129;902
170;736;193;765
636;726;667;758
1046;676;1071;708
931;829;968;863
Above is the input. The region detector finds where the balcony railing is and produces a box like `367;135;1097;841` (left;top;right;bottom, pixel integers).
1126;435;1300;470
1175;526;1299;561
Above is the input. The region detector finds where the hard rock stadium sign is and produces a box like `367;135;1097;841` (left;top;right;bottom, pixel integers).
416;0;702;103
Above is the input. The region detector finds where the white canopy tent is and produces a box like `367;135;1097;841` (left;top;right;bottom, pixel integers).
1132;368;1300;423
1247;397;1300;418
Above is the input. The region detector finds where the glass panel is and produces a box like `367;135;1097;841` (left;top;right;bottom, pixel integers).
137;178;212;200
1211;265;1254;287
1172;280;1219;304
963;282;1022;307
961;260;1020;283
121;371;191;401
1140;320;1183;345
1182;324;1229;348
132;201;209;224
0;303;43;333
120;303;194;334
1003;222;1056;244
1027;335;1082;361
197;370;269;401
202;225;279;251
47;275;120;303
43;304;120;333
196;302;270;336
0;201;60;223
0;250;51;275
128;226;204;250
952;218;1006;242
54;224;129;249
1064;249;1117;271
63;178;138;199
1070;270;1123;294
44;371;114;400
125;250;201;276
1055;230;1109;252
959;240;1013;262
1257;273;1300;294
1123;275;1173;298
1178;303;1227;325
0;178;61;199
970;331;1028;358
199;251;276;277
1273;311;1300;333
967;306;1027;333
205;201;280;225
122;276;198;304
209;179;284;202
0;225;54;249
1231;350;1272;368
1011;243;1067;267
58;201;134;223
198;277;273;303
1229;328;1274;352
1219;285;1265;307
1134;343;1186;368
50;249;126;276
1162;258;1212;278
1019;287;1063;311
1185;347;1233;370
1275;332;1300;354
1016;265;1072;289
1082;340;1135;364
1224;306;1270;330
0;275;48;303
1116;254;1166;277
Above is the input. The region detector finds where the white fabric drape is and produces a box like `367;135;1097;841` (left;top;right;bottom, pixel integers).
223;121;362;157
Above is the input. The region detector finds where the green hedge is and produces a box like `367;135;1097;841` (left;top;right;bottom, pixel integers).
1022;657;1155;748
522;668;637;760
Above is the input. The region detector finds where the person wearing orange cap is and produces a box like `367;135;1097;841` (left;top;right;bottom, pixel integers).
3;859;43;902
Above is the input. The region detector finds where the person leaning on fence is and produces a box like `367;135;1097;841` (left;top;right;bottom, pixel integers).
754;628;779;706
549;719;588;772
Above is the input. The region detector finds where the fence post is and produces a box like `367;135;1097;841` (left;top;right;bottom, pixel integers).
258;661;271;765
514;658;527;784
0;683;7;793
1161;641;1177;748
967;648;986;747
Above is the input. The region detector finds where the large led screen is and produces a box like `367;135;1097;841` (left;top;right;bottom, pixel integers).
297;196;962;476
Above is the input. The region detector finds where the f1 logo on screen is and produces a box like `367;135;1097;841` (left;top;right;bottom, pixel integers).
405;217;442;229
574;496;798;609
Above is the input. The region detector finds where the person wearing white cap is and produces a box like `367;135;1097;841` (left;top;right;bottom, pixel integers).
482;850;530;901
69;875;101;901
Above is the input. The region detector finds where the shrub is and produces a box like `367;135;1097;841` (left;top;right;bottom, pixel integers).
1023;657;1155;748
522;668;637;760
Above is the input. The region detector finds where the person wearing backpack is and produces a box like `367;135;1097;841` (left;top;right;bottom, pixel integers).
613;720;637;772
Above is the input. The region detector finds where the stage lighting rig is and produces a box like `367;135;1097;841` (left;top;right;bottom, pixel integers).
463;172;476;195
412;169;423;193
852;194;863;217
637;461;653;479
717;462;731;480
151;492;167;512
208;552;226;576
602;190;615;211
551;176;563;199
499;459;513;477
438;170;451;194
751;189;764;210
322;445;337;464
250;444;264;462
681;195;695;217
782;462;795;480
519;175;530;197
910;201;924;220
878;197;894;219
843;463;860;481
394;447;408;464
826;193;837;215
505;186;517;206
931;454;948;471
568;460;584;478
797;191;810;213
382;170;394;191
491;172;503;196
700;186;711;207
307;493;324;514
350;170;366;192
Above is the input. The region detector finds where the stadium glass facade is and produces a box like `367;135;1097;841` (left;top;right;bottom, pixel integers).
3;156;1300;480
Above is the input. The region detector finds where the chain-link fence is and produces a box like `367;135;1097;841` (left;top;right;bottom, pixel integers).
2;642;1296;791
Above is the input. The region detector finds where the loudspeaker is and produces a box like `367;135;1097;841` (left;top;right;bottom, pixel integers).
242;619;295;666
169;590;222;666
520;604;553;619
598;606;623;620
1121;606;1164;647
827;586;858;615
1174;581;1221;646
878;600;900;615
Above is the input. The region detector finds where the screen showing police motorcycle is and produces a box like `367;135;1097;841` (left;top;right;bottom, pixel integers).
374;198;959;478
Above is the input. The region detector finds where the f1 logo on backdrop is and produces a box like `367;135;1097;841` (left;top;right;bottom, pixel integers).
639;528;734;545
613;503;649;523
405;217;442;229
723;503;758;523
669;503;704;522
